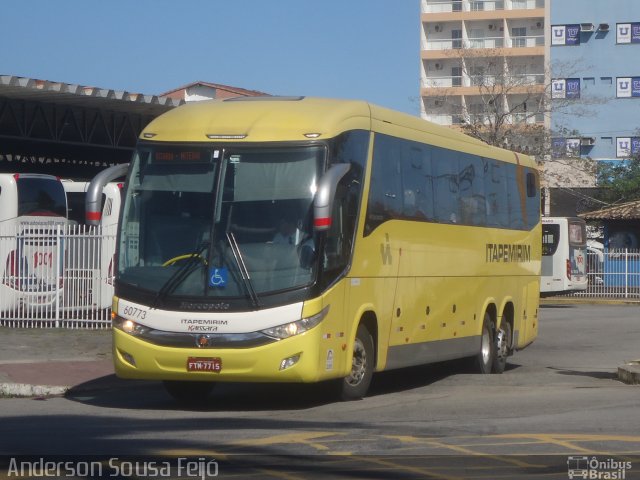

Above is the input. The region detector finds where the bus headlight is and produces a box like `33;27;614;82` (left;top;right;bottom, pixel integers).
113;315;150;336
261;306;329;340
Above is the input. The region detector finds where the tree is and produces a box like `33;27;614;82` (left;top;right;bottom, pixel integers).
423;47;605;173
596;154;640;204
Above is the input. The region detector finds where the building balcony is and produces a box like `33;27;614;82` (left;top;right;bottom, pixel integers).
422;35;543;51
421;73;545;90
421;0;543;14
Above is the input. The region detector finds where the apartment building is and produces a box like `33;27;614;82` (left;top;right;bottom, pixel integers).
420;0;548;127
550;0;640;165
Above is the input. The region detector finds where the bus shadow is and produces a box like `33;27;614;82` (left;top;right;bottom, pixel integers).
547;366;617;381
67;360;496;412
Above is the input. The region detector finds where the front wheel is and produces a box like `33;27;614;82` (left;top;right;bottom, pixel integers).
162;380;215;404
338;324;374;401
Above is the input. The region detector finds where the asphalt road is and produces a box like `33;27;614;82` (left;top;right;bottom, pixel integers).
1;303;639;479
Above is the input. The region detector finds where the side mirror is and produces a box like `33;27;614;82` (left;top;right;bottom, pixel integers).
313;164;351;231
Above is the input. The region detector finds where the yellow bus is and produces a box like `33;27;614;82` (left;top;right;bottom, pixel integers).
112;97;541;402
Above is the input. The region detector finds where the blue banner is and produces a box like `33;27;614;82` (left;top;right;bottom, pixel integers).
633;23;640;43
551;138;566;158
566;24;581;45
566;78;581;99
632;137;640;155
632;77;640;97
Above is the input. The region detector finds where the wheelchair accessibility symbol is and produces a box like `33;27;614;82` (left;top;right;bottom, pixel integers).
209;267;228;287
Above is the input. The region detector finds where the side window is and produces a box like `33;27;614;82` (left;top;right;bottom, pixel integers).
485;160;508;228
506;164;524;229
458;155;486;226
401;144;434;221
366;135;402;234
433;147;459;224
525;169;540;229
325;130;368;273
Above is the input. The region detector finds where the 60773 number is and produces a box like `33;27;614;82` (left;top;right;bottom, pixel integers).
122;305;147;320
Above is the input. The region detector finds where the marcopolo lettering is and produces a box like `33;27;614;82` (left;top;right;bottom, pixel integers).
486;243;531;263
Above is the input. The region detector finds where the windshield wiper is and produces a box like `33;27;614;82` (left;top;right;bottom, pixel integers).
225;231;261;309
152;241;209;309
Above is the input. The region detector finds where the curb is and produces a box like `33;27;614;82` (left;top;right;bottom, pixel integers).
540;297;640;306
617;361;640;385
0;382;68;398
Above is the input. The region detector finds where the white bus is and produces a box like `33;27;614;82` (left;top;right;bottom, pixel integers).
0;173;68;313
541;217;588;296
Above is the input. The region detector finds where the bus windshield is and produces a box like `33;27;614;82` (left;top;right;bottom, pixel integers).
117;144;325;302
17;177;67;217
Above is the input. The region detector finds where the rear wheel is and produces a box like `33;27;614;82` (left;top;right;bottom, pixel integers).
473;313;495;374
162;380;215;404
492;320;512;374
339;324;374;401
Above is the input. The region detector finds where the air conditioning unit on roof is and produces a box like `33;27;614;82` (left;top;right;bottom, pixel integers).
580;23;595;32
598;23;610;31
580;137;596;146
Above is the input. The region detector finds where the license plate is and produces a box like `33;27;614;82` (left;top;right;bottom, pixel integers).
187;357;222;373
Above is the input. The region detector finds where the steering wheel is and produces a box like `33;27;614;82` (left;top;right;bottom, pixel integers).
162;253;208;267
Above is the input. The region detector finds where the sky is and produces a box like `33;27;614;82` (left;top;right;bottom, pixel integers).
1;0;421;115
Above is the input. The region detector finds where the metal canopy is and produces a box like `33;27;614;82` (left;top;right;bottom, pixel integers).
0;75;184;178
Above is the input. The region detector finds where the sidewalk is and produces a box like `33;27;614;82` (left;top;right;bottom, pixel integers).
0;328;116;397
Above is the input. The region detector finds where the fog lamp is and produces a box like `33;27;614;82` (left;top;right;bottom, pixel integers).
279;353;301;371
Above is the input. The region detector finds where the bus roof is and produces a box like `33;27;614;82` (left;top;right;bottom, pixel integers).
140;96;535;167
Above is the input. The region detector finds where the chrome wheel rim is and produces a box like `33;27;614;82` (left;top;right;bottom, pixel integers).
481;327;491;365
346;338;367;386
496;324;510;361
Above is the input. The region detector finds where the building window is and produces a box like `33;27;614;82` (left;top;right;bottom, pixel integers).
511;27;527;47
551;24;580;46
616;77;640;97
616;23;640;44
552;78;581;99
452;29;462;49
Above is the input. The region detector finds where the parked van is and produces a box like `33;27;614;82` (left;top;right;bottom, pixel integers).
0;173;68;313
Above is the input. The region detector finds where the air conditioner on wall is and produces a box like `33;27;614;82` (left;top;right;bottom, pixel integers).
488;24;496;30
580;23;595;32
435;62;443;70
434;24;442;32
535;21;543;29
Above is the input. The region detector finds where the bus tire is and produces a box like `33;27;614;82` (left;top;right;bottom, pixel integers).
473;312;495;374
492;320;511;374
162;380;215;404
339;324;374;401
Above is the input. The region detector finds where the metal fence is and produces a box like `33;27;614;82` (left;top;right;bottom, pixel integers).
1;225;637;329
567;249;640;299
0;224;116;328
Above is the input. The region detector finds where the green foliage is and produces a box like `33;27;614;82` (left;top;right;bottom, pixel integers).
596;156;640;204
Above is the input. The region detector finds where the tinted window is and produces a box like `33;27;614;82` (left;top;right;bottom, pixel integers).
542;224;560;256
17;177;67;217
365;133;540;235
